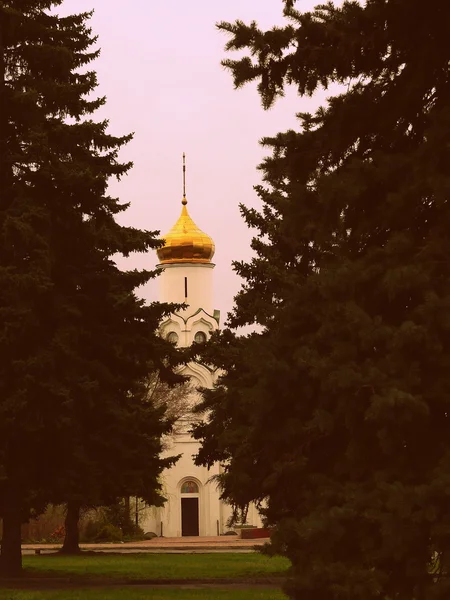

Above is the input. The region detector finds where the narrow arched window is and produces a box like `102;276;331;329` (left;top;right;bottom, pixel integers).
194;331;207;344
167;331;179;344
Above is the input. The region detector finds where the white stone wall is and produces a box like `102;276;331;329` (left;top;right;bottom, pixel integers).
157;262;215;318
140;361;228;537
141;306;224;537
142;441;223;537
159;310;218;349
140;252;263;537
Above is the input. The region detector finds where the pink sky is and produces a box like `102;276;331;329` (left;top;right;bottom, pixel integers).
59;0;333;323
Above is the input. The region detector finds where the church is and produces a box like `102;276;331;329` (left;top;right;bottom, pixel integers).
141;158;262;537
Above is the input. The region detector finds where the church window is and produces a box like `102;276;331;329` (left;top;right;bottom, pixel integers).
184;277;188;298
194;331;207;344
167;331;179;344
181;480;199;494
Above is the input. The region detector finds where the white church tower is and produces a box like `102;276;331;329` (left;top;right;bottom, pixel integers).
141;156;223;537
156;154;219;343
141;155;262;537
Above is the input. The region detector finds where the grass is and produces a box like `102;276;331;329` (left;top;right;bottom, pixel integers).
0;589;287;600
22;553;290;581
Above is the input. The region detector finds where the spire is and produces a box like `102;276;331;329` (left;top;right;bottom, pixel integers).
157;154;215;265
182;152;187;206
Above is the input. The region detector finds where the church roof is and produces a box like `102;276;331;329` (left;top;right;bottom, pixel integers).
157;197;215;265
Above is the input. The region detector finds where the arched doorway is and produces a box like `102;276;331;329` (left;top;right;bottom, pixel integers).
180;479;200;536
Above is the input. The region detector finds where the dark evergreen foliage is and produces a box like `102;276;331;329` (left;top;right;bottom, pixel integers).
193;1;450;598
0;1;183;574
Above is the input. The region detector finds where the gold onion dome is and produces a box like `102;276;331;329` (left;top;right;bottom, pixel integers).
157;197;215;264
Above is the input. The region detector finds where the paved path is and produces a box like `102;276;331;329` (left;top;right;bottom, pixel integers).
1;579;283;591
22;535;269;555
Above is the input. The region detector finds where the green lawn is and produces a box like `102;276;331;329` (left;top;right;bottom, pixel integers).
22;553;289;581
0;589;287;600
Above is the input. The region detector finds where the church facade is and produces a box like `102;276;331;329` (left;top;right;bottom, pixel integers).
140;175;261;537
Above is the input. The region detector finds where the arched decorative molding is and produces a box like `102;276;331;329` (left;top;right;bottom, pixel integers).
180;361;213;388
159;315;184;335
160;314;184;327
186;307;220;323
185;310;218;331
178;475;202;495
171;311;188;325
181;480;200;494
191;316;215;332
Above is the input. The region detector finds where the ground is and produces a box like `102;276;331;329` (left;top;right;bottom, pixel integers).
2;589;286;600
1;541;290;600
21;552;289;580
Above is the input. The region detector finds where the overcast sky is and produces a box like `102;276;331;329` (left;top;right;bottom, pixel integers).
59;0;334;324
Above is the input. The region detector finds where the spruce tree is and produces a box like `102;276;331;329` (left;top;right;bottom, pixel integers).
0;1;182;574
60;373;194;554
193;1;450;598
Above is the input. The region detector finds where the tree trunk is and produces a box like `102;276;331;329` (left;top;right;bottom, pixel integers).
0;499;23;577
0;0;7;188
60;501;81;554
124;496;130;519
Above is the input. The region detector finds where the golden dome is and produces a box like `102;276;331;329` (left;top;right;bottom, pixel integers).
157;198;215;264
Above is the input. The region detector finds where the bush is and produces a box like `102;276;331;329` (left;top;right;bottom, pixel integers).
80;501;146;543
95;523;123;543
81;518;102;543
